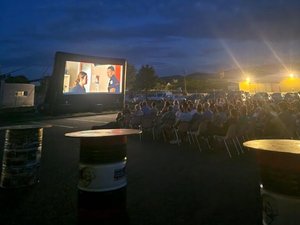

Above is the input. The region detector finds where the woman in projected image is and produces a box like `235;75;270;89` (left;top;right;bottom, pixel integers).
69;71;88;94
107;66;120;93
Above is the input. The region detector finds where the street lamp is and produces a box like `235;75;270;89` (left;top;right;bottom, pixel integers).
246;77;250;84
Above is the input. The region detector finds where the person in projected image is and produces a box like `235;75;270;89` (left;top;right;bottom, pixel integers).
69;71;88;94
107;66;120;93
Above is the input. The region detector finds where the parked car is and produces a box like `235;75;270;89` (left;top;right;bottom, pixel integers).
147;92;167;101
169;95;187;102
204;91;227;101
186;93;205;102
270;92;284;102
284;92;300;102
252;92;271;101
132;94;145;103
227;91;248;101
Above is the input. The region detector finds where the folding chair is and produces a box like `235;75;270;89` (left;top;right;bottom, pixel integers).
130;115;142;129
139;116;156;140
188;121;210;151
161;119;176;142
172;121;191;146
214;124;240;158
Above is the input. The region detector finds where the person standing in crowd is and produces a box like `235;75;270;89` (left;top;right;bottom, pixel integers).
130;104;144;128
160;100;171;115
107;66;120;93
150;101;159;116
141;101;151;116
69;71;88;94
159;105;176;142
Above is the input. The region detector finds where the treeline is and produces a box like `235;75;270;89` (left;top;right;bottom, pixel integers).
1;64;232;94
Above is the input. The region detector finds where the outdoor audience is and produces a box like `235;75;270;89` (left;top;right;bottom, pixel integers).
115;93;300;147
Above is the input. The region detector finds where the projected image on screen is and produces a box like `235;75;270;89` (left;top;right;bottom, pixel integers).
63;61;123;94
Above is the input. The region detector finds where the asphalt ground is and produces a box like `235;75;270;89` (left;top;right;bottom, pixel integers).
0;114;262;225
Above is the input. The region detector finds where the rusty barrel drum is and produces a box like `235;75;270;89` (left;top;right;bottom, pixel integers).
65;129;141;225
244;139;300;225
0;124;50;188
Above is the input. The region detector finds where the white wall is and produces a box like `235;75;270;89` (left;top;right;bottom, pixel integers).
0;83;35;108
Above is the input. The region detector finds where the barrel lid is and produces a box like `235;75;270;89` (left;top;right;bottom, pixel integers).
243;139;300;154
0;124;52;130
65;128;141;138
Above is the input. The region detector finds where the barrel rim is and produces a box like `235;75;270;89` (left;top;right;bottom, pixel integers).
243;139;300;154
65;128;141;138
0;124;52;130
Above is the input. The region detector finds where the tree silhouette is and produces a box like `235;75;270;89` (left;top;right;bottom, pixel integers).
5;75;29;83
135;65;158;91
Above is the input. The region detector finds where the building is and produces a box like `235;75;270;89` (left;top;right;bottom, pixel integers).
221;63;300;93
0;81;35;109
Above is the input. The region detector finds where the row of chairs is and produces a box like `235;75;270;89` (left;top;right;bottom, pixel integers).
166;120;247;158
128;115;247;158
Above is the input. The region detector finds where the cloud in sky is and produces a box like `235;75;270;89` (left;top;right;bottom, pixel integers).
1;0;300;79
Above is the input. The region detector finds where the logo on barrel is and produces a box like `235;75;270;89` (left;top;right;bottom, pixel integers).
263;194;279;225
114;166;126;180
79;167;96;187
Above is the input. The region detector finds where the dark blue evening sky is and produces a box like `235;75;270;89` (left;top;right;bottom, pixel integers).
1;0;300;79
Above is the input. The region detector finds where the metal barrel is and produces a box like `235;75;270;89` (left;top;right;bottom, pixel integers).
257;151;300;225
78;135;128;225
257;151;300;197
244;140;300;225
260;187;300;225
0;128;43;188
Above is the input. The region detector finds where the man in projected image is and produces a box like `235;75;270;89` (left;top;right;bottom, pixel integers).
69;71;87;94
107;66;120;93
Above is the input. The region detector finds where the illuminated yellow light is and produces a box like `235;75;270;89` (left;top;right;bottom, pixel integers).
289;73;294;78
246;77;250;83
280;77;300;92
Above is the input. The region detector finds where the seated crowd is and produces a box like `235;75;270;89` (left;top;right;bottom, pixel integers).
116;95;300;146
